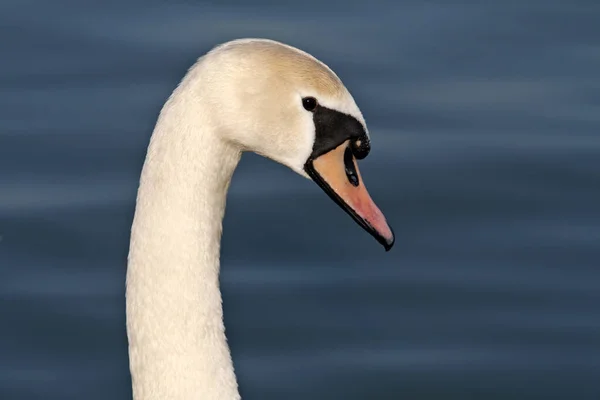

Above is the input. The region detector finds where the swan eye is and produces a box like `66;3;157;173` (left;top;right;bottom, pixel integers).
302;97;318;112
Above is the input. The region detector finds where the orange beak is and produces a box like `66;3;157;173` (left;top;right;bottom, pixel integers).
304;140;395;251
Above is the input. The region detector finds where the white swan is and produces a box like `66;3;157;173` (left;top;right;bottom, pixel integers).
126;38;394;400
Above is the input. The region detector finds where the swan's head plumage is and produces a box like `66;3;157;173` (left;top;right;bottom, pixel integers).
191;39;363;174
185;38;394;250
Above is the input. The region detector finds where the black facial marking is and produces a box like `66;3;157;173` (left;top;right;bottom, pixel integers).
306;105;369;161
351;135;371;160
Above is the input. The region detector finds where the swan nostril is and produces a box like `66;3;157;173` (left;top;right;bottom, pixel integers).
344;146;359;187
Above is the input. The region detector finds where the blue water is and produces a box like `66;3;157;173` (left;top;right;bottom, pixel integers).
2;1;600;399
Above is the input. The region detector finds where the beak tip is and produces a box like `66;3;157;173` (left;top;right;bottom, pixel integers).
381;226;395;252
383;237;394;252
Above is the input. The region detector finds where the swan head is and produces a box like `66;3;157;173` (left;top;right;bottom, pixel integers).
198;39;394;250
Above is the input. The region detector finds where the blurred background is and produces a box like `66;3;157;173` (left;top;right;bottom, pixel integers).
1;1;600;399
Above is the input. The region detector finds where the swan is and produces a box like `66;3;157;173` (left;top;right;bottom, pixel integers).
126;38;394;400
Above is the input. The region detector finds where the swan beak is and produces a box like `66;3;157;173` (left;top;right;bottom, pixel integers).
304;140;395;251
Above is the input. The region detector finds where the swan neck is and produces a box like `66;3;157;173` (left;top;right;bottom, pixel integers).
126;92;242;400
